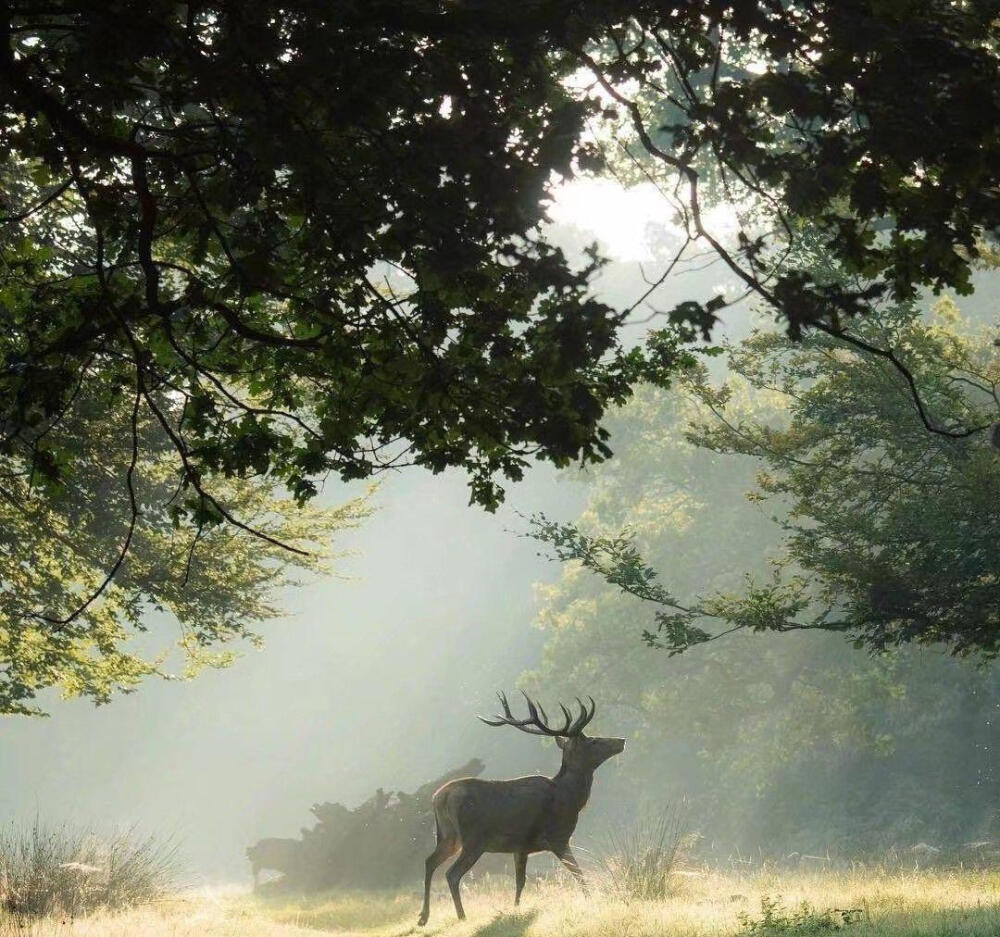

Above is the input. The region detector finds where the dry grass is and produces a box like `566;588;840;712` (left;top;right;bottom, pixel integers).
0;823;179;917
0;868;996;937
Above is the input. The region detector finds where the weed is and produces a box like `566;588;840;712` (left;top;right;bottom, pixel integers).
737;896;863;934
594;804;694;902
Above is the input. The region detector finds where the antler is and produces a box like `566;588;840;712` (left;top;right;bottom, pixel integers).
479;691;596;737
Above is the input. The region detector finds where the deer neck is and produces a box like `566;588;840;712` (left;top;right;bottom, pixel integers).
552;761;595;812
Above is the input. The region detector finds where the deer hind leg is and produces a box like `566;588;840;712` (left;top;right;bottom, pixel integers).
445;844;484;921
514;852;528;905
417;838;458;926
557;845;589;898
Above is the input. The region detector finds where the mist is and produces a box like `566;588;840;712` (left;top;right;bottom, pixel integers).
0;206;692;880
2;183;996;887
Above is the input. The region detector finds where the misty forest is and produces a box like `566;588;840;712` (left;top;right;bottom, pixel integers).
0;3;997;936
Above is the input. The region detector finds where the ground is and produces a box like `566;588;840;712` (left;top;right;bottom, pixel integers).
1;869;996;937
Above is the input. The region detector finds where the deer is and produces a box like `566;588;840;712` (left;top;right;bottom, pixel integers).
417;692;624;925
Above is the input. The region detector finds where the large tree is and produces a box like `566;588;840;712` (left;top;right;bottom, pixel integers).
531;285;999;656
523;382;998;854
0;3;996;641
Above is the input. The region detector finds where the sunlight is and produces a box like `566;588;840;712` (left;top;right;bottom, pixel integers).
547;178;678;262
548;177;744;262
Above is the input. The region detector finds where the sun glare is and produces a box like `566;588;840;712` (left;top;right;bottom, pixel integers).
548;177;743;263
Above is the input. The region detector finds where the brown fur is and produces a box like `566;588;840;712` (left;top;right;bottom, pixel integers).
418;698;624;925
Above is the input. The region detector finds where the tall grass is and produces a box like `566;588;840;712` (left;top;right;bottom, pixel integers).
594;804;695;902
0;822;180;917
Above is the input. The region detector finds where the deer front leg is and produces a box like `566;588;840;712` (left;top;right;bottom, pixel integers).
514;852;528;905
557;845;589;898
446;845;483;920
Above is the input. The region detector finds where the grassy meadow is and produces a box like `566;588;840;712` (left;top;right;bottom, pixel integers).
1;868;996;937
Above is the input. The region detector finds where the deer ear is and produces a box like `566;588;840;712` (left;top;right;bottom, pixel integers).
555;736;567;750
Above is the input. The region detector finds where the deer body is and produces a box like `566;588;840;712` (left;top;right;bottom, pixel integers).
417;694;624;925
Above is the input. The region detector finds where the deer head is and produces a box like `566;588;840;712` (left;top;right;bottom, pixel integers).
479;691;625;771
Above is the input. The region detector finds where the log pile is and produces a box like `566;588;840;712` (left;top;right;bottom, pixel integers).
247;758;487;891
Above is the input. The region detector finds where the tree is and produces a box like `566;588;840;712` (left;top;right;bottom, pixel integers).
1;1;667;668
531;286;999;656
523;383;998;854
1;3;996;645
577;1;998;442
0;375;371;714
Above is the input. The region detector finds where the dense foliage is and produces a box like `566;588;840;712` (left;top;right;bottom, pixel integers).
524;380;998;854
532;290;999;657
0;377;370;714
582;3;998;350
2;0;996;536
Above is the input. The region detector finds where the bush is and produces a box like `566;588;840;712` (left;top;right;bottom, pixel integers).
738;897;863;934
596;804;694;902
0;822;180;916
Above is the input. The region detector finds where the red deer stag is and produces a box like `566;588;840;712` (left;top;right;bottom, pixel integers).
417;692;624;925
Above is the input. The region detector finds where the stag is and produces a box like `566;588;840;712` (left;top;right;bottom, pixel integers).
417;692;624;925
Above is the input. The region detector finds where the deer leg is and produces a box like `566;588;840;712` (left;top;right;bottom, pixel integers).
557;845;589;898
445;845;483;921
514;852;528;905
417;839;458;926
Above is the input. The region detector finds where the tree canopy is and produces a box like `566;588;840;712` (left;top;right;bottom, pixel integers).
523;382;997;854
531;280;999;657
1;2;997;657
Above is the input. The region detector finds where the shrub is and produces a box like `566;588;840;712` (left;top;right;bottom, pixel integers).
738;897;863;934
0;822;180;917
595;804;694;902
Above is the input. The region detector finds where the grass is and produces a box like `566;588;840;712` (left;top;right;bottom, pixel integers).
0;867;995;937
593;804;693;902
0;822;180;918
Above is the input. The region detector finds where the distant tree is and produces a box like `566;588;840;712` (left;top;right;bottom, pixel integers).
532;284;999;657
1;3;996;654
523;382;998;853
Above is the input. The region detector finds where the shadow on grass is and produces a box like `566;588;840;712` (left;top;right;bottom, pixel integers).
249;889;414;932
468;908;539;937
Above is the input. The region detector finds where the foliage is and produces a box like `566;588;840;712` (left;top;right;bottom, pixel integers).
737;897;863;934
246;759;487;892
0;375;371;714
524;378;997;853
531;294;999;657
583;3;999;395
1;1;996;603
0;0;668;525
683;296;998;656
596;804;691;903
0;822;179;917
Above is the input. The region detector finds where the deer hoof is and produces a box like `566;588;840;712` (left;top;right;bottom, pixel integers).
417;912;428;926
